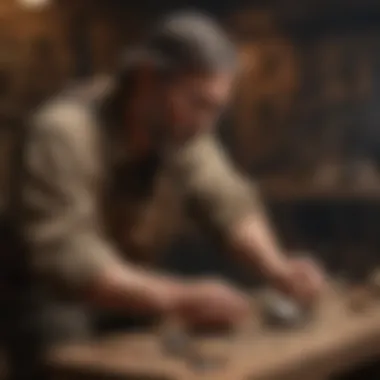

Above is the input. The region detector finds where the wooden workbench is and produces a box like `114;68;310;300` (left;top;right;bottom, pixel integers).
46;285;380;380
260;179;380;203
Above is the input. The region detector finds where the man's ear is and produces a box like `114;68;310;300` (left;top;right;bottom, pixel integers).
136;62;157;97
128;62;158;128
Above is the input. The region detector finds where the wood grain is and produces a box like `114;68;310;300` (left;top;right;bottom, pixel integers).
46;284;380;380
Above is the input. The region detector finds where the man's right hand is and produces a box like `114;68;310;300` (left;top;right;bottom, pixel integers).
272;257;325;307
90;264;251;330
169;279;251;329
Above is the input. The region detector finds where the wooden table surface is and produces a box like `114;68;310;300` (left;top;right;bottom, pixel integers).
46;284;380;380
260;179;380;202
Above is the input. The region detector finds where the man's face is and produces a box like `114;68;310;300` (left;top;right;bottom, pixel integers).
158;71;235;143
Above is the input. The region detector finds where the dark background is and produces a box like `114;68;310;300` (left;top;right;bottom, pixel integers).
1;0;380;284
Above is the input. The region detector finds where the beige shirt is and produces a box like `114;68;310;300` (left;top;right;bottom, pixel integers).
15;85;260;294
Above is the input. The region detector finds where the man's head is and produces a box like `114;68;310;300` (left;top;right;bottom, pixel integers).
116;11;237;144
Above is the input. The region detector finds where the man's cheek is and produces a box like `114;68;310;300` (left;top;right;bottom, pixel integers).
168;94;190;123
170;108;190;132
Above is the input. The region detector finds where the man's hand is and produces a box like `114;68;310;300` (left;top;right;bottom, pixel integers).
171;278;251;329
272;257;325;306
230;216;325;306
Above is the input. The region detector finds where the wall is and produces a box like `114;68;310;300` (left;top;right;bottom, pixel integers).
0;0;140;201
230;9;299;172
229;6;380;181
1;1;379;282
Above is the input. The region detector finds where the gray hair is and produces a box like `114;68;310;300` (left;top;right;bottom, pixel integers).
144;11;237;74
103;11;236;125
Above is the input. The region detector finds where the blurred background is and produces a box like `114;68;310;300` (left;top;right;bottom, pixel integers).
1;0;380;285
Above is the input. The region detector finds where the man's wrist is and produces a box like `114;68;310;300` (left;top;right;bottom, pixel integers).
106;264;188;315
259;255;288;282
230;216;290;283
154;278;189;314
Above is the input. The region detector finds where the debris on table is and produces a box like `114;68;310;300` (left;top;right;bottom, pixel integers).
261;290;312;328
368;269;380;296
347;285;374;313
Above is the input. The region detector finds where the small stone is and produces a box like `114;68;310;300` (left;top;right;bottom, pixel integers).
262;290;309;328
188;352;226;372
161;329;190;357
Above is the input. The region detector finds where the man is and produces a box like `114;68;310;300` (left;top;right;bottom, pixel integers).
6;11;323;379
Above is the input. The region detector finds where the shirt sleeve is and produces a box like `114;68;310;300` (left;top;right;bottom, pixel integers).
20;106;125;294
169;133;263;234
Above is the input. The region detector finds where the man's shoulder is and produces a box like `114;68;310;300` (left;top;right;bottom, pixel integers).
33;99;90;131
173;133;223;163
30;82;104;146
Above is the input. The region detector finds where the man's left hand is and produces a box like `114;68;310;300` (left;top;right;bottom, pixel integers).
273;257;325;306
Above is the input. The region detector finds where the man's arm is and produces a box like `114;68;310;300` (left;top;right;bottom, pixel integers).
20;107;185;315
170;133;289;283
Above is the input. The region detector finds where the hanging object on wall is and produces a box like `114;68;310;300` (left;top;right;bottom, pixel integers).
229;9;278;38
230;9;299;171
68;9;93;79
17;0;51;10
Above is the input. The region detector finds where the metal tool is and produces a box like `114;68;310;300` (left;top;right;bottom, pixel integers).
261;289;312;328
159;319;228;372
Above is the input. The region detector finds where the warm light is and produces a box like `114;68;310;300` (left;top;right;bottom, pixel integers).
17;0;50;10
